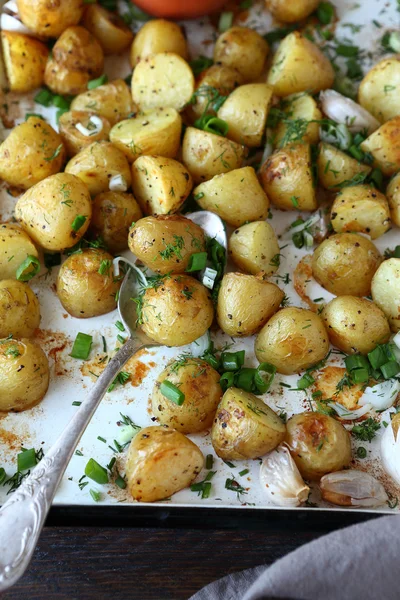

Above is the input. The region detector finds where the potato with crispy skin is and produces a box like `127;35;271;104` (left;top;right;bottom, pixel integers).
316;142;371;190
1;31;48;93
330;184;390;239
213;27;269;82
360;117;400;176
58;111;111;158
90;191;142;253
358;57;400;123
130;19;188;65
70;79;135;126
17;0;83;37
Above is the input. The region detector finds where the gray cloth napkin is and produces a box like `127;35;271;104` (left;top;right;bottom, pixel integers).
190;515;399;600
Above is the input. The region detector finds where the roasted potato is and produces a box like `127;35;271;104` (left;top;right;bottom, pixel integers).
285;412;352;480
140;274;214;346
0;338;49;412
330;184;390;239
152;358;222;433
16;0;83;37
0;224;38;280
193;167;269;227
90;191;143;253
131;156;192;215
128;215;205;274
267;32;335;96
44;60;92;96
387;172;400;227
70;79;135;126
58;111;111;158
83;4;134;55
187;65;243;122
109;108;182;163
211;387;286;460
228;221;280;276
313;366;364;411
182;127;247;184
255;307;329;375
217;83;273;147
130;19;188;65
259;143;317;211
371;258;400;332
15;173;92;252
358;57;400;123
316;142;371;190
126;426;203;502
265;0;320;22
321;296;391;354
275;93;322;147
1;31;48;93
0;280;40;339
0;117;65;190
312;233;382;297
131;52;194;112
57;248;121;318
217;273;284;336
360;117;400;176
213;26;269;82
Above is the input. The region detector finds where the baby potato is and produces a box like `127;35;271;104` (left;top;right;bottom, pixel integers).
211;387;286;460
0;117;65;190
229;221;280;276
265;0;320;22
193;167;269;227
152;358;222;433
65;141;131;197
188;65;243;122
131;156;192;215
128;215;205;274
285;412;351;481
387;172;400;227
217;83;273;147
70;79;135;126
316;142;371;190
110;108;182;163
126;426;203;502
44;59;91;96
182;127;246;184
0;280;40;338
52;26;103;78
217;273;284;337
275;93;322;147
0;338;49;412
312;233;382;297
1;31;48;93
83;4;134;55
132;52;194;112
371;258;400;332
360;117;400;176
213;26;269;83
358;57;400;123
321;296;391;354
259;143;317;211
57;248;121;318
16;0;83;38
90;191;143;253
267;32;335;96
255;307;329;375
58;111;111;158
130;19;188;65
140;274;214;346
15;173;92;252
0;224;38;280
330;184;390;240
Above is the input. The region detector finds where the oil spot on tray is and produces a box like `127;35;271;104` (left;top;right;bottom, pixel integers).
35;329;71;377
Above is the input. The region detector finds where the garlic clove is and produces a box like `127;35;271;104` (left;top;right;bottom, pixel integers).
320;89;380;134
320;470;388;507
381;414;400;485
327;401;372;420
359;379;400;412
260;442;310;507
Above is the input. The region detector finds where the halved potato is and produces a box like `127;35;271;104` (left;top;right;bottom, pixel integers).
228;221;280;276
360;116;400;176
387;172;400;227
275;93;322;147
316;142;371;190
90;191;143;253
70;79;135;126
59;111;111;158
213;26;269;83
1;31;48;93
358;57;400;123
130;19;188;65
0;224;38;281
52;26;103;77
83;4;133;55
44;59;91;96
330;184;390;239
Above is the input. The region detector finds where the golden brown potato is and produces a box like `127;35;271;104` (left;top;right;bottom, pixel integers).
70;79;135;126
285;412;352;480
53;26;103;77
213;26;269;82
0;280;40;339
193;167;269;227
0;117;65;190
321;296;391;354
130;19;188;66
58;111;111;158
0;338;49;412
187;65;243;122
1;31;48;93
17;0;83;37
128;215;205;274
267;32;335;96
140;274;214;346
313;366;364;411
15;173;92;252
182;127;247;184
330;184;390;240
57;248;121;318
387;172;400;227
0;224;38;281
265;0;320;22
152;358;222;433
360;117;400;176
90;191;143;253
312;233;382;297
83;4;134;55
228;221;280;276
255;307;329;375
44;59;91;96
316;142;371;190
217;273;284;336
358;57;400;123
371;258;400;332
259;143;317;211
131;156;192;215
126;426;203;502
275;93;322;147
211;387;286;460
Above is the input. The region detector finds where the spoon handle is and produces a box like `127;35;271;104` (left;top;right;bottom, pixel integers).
0;337;142;592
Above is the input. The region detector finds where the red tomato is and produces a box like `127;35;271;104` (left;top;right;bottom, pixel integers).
133;0;228;19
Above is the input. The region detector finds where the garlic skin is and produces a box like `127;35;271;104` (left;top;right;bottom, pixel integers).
320;470;388;508
320;90;380;134
260;443;310;507
381;414;400;486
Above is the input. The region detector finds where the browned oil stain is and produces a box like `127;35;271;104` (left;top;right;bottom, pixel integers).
35;329;71;376
0;427;21;451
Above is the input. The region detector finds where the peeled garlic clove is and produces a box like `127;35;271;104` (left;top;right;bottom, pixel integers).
381;414;400;485
320;90;380;134
260;443;310;507
320;470;388;507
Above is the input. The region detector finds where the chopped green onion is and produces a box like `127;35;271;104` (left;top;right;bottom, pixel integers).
353;133;366;146
334;75;357;99
218;11;233;33
186;252;208;273
370;168;383;190
71;215;87;232
235;368;257;392
202;351;221;370
87;74;108;89
381;361;400;380
115;474;127;489
316;1;334;24
53;95;70;110
85;458;109;484
17;448;37;472
348;144;364;161
356;446;367;459
223;460;236;468
345;354;370;372
264;25;296;45
219;371;235;391
201;481;211;499
34;88;54;107
56;108;69;124
346;57;363;79
70;332;93;360
292;231;305;249
16;255;40;281
297;372;315;390
254;362;276;394
190;56;213;76
394;246;400;259
97;436;106;443
72;401;82;406
206;454;214;470
239;468;249;476
368;346;387;370
44;253;61;269
335;43;359;57
160;380;185;405
98;259;111;275
90;489;101;502
351;367;369;384
117;334;126;344
0;467;6;484
115;320;125;332
203;116;229;137
25;112;45;121
118;424;137;445
221;350;245;372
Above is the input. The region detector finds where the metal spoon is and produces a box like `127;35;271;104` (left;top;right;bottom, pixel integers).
0;211;227;591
